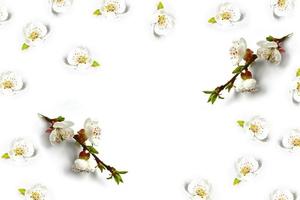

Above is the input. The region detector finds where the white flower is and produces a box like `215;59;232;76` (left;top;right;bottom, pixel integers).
84;118;101;146
271;189;295;200
257;41;281;65
186;179;211;200
229;38;247;66
50;0;73;14
100;0;127;18
235;78;257;93
235;156;260;181
49;121;74;145
290;77;300;103
23;22;48;46
8;138;35;162
152;9;174;37
25;184;48;200
281;129;300;151
215;3;241;25
0;71;24;95
271;0;294;17
244;116;269;141
66;47;93;68
0;4;9;23
72;158;97;173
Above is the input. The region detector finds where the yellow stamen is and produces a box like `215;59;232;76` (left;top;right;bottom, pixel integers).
105;4;117;12
14;147;25;156
2;80;14;89
220;12;232;20
249;124;260;134
296;82;300;92
29;32;40;41
196;188;207;198
158;15;167;26
278;0;286;7
292;138;300;147
77;56;88;64
240;166;251;176
30;192;41;200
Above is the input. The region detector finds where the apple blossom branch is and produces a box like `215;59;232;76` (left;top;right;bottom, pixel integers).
39;114;127;185
204;33;292;104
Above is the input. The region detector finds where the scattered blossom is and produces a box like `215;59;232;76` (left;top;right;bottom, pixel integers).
152;2;174;37
93;0;128;18
271;0;295;17
209;3;241;25
50;0;73;14
2;138;36;162
243;116;270;141
22;22;49;50
0;71;24;95
281;129;300;151
66;47;100;69
186;179;211;200
270;189;295;200
234;156;260;185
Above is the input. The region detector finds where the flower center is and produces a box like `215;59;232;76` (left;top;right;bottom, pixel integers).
240;166;251;176
249;124;261;134
292;138;300;147
105;3;117;12
30;192;41;200
158;15;167;26
2;80;14;89
278;0;286;7
29;31;40;41
77;56;88;64
54;0;65;4
296;82;300;92
14;147;25;156
277;194;288;200
220;12;232;20
195;188;207;198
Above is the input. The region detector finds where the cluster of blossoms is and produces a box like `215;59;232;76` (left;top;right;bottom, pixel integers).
0;71;24;95
208;1;295;26
237;115;300;152
18;184;48;200
204;33;291;104
39;114;127;184
185;178;296;200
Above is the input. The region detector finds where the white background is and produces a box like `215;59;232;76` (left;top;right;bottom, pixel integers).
1;0;300;199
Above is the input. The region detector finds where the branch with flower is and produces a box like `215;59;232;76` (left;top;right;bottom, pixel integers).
39;114;127;185
204;33;292;104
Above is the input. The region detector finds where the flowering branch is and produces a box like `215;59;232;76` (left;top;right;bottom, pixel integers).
204;33;292;104
39;114;127;185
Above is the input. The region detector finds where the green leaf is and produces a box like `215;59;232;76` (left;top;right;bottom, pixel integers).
157;2;164;10
266;35;274;42
93;9;102;16
296;68;300;77
86;146;99;154
118;171;128;174
233;178;241;185
91;60;100;67
98;163;106;172
208;17;217;24
203;90;213;94
18;188;26;195
56;116;65;122
21;43;30;50
232;65;243;74
237;120;245;128
1;153;10;159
